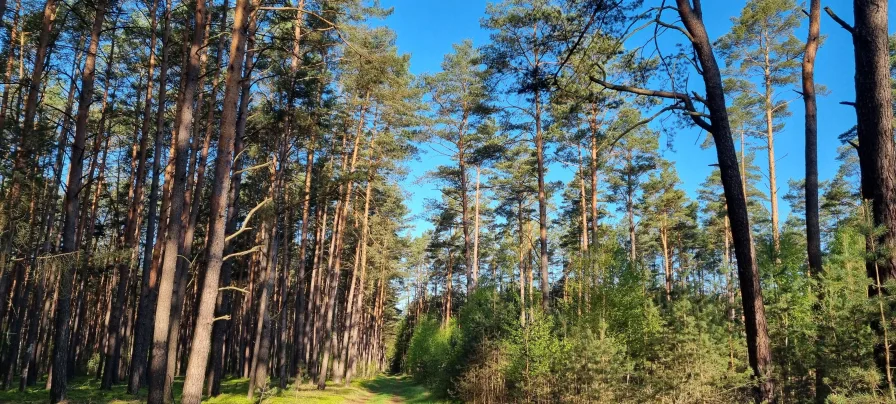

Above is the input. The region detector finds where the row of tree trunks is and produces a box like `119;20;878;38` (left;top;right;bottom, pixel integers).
50;1;108;401
179;0;252;401
0;0;399;400
129;0;172;392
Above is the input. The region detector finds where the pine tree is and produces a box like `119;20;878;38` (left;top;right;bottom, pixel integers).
718;0;804;257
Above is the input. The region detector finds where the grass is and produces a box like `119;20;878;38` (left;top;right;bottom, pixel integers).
0;374;447;403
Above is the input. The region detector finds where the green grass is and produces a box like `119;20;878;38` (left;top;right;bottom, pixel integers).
0;374;446;403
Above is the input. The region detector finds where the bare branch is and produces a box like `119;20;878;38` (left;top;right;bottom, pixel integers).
824;6;854;34
656;19;693;42
606;105;678;150
225;197;272;243
218;286;248;294
589;76;712;132
223;246;261;262
234;160;272;175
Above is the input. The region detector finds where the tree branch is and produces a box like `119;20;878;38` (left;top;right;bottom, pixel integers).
234;160;272;175
223;245;261;262
607;105;678;149
823;7;854;34
225;197;272;243
656;19;693;42
218;286;248;294
589;76;712;132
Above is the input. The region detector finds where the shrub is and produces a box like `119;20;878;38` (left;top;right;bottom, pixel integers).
404;316;456;393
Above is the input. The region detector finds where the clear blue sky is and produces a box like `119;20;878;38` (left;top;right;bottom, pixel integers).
377;0;892;236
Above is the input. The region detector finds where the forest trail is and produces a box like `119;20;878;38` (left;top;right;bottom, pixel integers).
0;375;444;403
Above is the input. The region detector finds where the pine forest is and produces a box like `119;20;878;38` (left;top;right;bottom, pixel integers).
0;0;892;403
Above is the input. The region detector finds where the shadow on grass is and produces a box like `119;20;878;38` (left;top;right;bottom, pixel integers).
0;377;147;404
0;374;443;403
358;375;449;403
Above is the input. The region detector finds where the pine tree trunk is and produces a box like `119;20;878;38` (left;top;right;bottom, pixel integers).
533;85;549;311
179;0;252;401
518;200;526;327
763;49;780;257
50;1;107;401
802;2;826;401
589;104;601;244
293;123;316;376
147;0;206;401
315;100;368;389
661;225;671;302
343;178;372;384
675;1;774;400
473;166;481;282
851;0;896;393
205;0;238;394
207;118;242;397
248;213;278;398
458;114;473;294
128;0;172;392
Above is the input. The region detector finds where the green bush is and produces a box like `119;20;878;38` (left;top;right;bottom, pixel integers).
404;316;456;393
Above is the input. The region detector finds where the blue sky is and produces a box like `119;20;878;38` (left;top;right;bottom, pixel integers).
377;0;892;237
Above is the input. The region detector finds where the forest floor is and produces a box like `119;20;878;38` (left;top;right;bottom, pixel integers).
0;374;447;403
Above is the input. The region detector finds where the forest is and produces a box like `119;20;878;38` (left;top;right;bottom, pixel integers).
0;0;892;402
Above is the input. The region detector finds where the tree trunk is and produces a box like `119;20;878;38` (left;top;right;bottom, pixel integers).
763;49;780;257
534;85;549;311
179;0;252;401
343;176;373;384
248;207;279;398
147;0;206;401
204;0;236;395
675;1;774;401
128;0;171;393
315;99;368;389
50;1;107;401
589;105;601;244
458;114;474;293
851;0;896;394
802;1;826;402
518;200;526;327
473;166;481;283
661;224;671;302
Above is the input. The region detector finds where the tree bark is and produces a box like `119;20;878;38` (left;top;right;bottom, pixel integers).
204;0;235;395
534;86;549;311
50;1;107;401
315;99;367;389
147;0;206;401
851;0;896;393
128;0;171;393
473;166;481;282
179;0;252;401
675;1;775;401
763;51;781;257
802;1;826;401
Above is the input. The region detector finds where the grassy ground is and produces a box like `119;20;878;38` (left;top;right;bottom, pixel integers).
0;375;446;403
